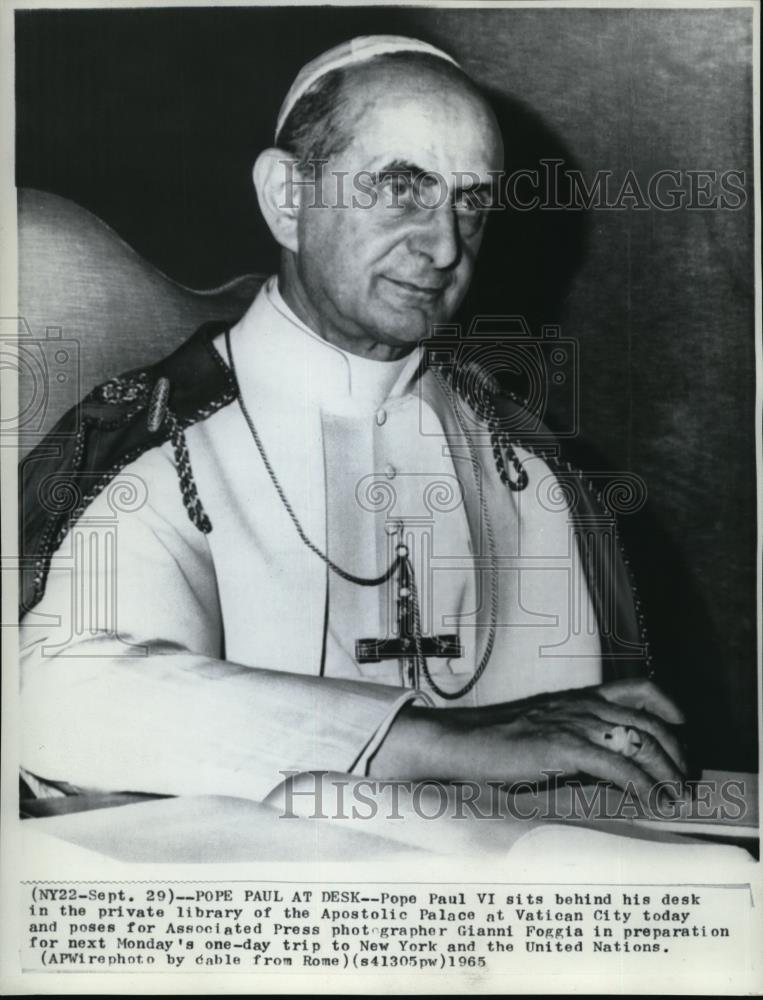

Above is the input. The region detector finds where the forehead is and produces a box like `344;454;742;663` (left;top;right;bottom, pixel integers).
337;62;503;179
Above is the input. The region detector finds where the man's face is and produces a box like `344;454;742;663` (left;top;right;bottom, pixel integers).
287;62;503;357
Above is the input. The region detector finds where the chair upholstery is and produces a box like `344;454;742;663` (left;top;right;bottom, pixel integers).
17;188;262;456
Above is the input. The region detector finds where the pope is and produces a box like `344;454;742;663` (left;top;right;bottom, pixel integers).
19;36;687;806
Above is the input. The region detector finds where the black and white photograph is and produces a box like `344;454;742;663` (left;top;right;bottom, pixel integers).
1;0;760;994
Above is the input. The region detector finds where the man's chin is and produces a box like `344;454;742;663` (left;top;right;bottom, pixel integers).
367;305;453;347
368;321;432;351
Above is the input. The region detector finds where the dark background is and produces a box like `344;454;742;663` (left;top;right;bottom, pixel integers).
15;5;757;769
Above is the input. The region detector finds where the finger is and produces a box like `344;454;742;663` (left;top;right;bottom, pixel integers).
539;701;687;775
587;703;687;774
597;678;685;725
628;729;686;785
603;727;683;786
564;715;684;786
557;732;656;802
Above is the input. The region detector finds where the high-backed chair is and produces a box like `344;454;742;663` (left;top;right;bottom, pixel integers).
17;188;263;457
16;189;264;815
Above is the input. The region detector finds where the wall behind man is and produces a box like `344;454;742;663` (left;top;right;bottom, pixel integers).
15;6;756;770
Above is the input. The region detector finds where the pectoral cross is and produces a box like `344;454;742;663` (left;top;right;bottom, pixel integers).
355;543;462;690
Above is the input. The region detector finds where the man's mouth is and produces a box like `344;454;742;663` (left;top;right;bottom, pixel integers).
383;276;447;300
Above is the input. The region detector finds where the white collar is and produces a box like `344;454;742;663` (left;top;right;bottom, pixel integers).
226;276;424;414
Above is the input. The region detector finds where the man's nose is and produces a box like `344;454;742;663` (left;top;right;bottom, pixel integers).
406;203;460;270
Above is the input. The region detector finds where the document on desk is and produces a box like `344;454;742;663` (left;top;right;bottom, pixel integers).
1;0;761;997
20;779;758;863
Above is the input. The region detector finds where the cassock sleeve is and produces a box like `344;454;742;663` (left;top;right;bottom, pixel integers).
19;445;423;802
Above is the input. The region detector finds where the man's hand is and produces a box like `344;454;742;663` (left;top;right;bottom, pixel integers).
369;678;687;800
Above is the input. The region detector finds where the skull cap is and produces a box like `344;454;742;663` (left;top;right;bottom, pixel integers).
275;35;460;141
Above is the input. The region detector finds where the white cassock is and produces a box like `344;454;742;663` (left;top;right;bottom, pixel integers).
20;277;601;801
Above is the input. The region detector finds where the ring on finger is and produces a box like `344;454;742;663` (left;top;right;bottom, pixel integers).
604;724;643;758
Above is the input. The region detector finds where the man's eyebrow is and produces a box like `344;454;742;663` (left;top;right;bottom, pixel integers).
377;159;430;177
377;161;494;194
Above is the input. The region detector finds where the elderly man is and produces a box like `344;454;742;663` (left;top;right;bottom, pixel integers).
20;36;686;806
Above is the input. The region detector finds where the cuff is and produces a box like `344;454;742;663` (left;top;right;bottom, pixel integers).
349;688;434;777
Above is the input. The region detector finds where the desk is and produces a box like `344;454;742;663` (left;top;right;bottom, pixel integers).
21;772;757;864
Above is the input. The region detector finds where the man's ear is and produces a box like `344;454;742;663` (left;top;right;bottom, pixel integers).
253;148;302;253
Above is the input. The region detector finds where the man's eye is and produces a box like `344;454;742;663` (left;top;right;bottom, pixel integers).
453;196;487;236
378;173;415;203
453;189;487;236
454;188;490;213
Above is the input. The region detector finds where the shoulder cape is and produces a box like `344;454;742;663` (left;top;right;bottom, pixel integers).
19;320;238;616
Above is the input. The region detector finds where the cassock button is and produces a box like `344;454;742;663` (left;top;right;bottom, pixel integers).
384;464;396;479
376;408;387;426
